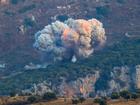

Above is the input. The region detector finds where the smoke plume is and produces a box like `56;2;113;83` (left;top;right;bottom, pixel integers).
59;71;100;98
34;18;106;62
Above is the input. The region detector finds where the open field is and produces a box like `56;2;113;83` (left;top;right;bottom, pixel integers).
32;98;97;105
32;99;140;105
108;99;140;105
0;97;140;105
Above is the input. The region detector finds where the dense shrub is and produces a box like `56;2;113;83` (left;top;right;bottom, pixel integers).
94;98;107;105
111;92;120;99
79;97;86;103
9;91;16;97
119;90;130;100
99;99;107;105
27;96;38;103
131;93;138;99
94;98;102;103
24;18;35;28
43;92;57;101
136;89;140;94
72;98;79;105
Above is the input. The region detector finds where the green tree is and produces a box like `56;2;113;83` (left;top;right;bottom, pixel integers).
27;96;38;103
72;99;79;105
111;92;120;99
9;91;16;97
79;97;86;103
120;90;130;100
99;99;107;105
94;98;107;105
94;98;102;103
131;93;138;99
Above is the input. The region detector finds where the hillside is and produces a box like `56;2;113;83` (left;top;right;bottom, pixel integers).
0;0;140;97
0;0;139;72
0;35;140;95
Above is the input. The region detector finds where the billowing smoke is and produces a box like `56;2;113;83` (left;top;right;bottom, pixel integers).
34;18;106;62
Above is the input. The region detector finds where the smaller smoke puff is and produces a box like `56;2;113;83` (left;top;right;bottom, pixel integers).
59;71;100;98
34;18;106;62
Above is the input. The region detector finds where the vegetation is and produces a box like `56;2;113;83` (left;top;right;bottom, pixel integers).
9;91;16;97
0;97;140;105
27;96;39;103
119;90;131;100
0;37;140;95
0;1;139;104
94;98;107;105
24;92;57;104
71;97;86;104
72;98;79;105
43;92;57;101
109;90;140;100
111;92;120;99
79;97;86;103
94;98;102;103
131;93;138;99
24;17;36;28
99;100;107;105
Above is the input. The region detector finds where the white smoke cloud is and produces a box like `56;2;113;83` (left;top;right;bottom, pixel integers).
34;18;106;62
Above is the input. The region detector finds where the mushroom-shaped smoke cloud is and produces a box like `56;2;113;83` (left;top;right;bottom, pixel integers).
34;18;106;63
